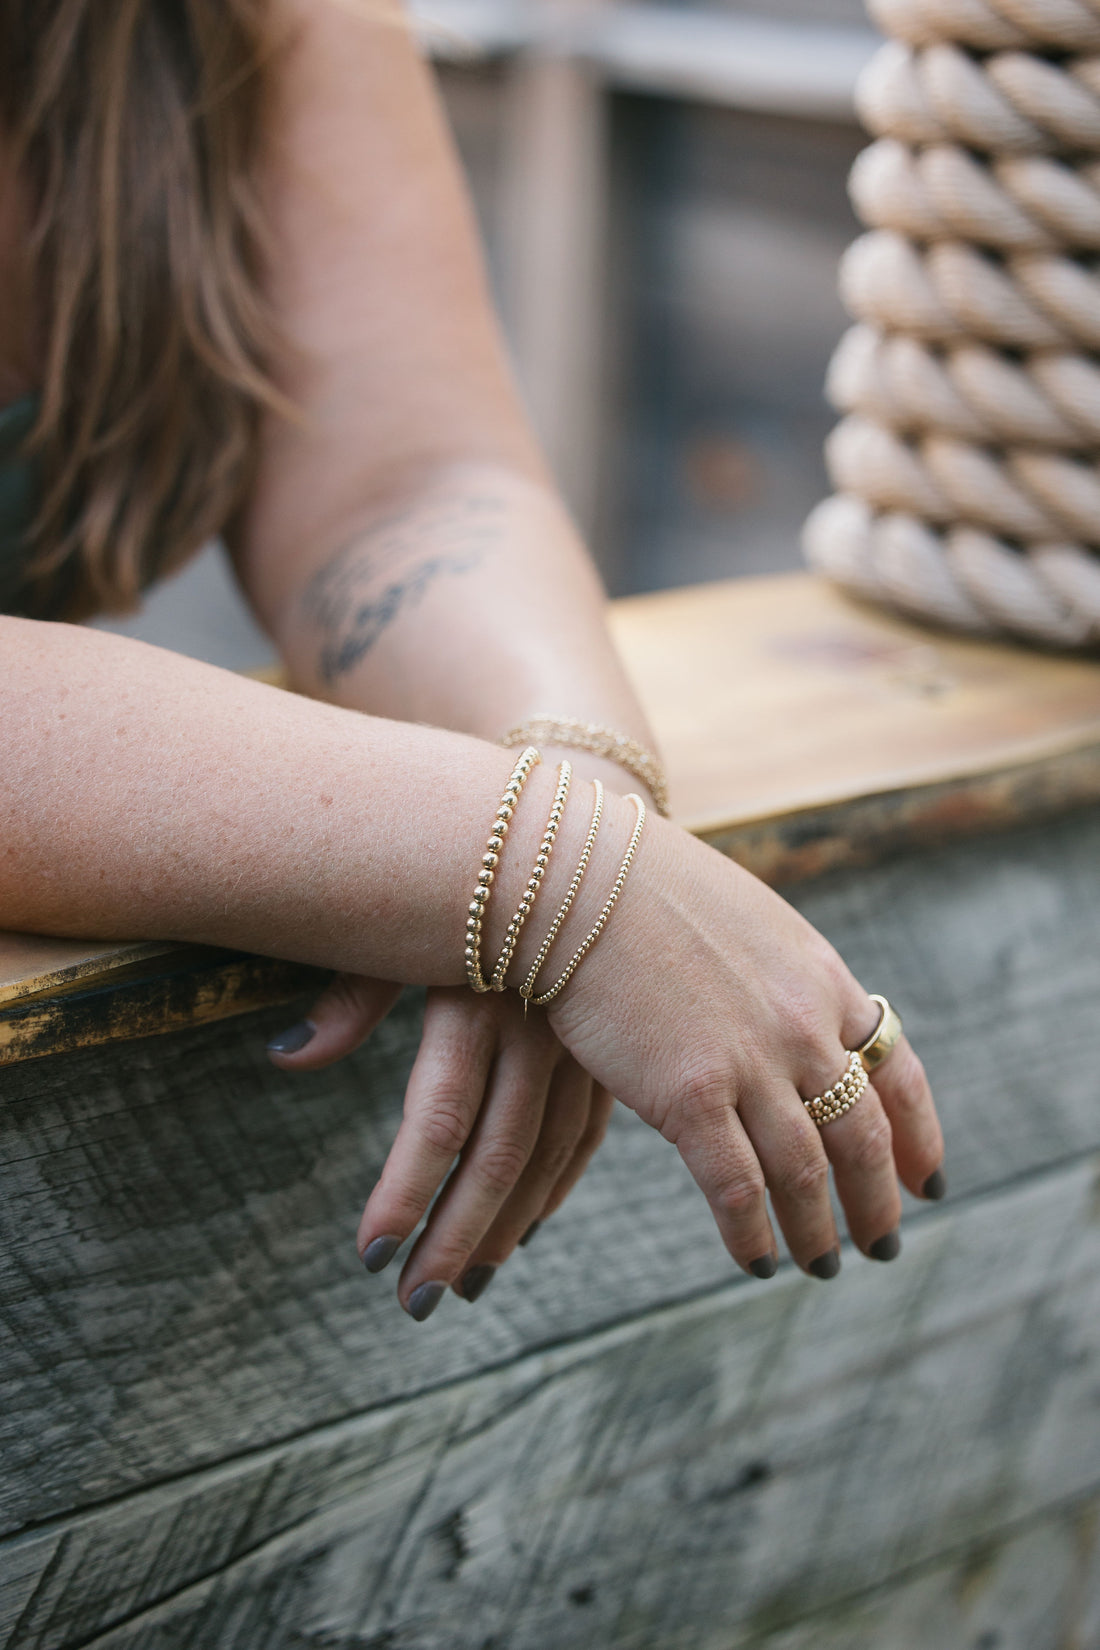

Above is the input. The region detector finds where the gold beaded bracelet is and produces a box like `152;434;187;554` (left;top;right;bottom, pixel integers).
519;779;603;1003
498;715;669;817
465;746;540;994
522;793;646;1008
490;761;572;991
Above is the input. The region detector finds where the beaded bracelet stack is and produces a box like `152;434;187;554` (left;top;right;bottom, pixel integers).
464;747;646;1005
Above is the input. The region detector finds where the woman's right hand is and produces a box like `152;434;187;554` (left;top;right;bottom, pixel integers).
546;797;945;1278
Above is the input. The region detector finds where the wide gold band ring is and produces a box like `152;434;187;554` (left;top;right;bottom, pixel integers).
803;1050;869;1128
858;994;903;1073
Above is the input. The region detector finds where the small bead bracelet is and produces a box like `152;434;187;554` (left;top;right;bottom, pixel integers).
498;715;669;817
490;760;572;991
465;746;540;994
522;793;646;1008
519;779;604;1003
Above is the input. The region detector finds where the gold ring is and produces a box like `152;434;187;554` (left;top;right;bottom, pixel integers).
858;994;903;1073
803;1050;869;1128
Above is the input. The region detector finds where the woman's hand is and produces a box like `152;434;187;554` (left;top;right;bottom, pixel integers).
546;799;945;1280
268;977;612;1318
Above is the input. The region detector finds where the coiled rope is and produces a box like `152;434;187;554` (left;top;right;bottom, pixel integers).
803;0;1100;646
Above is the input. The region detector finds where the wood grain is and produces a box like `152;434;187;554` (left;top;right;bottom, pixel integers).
2;810;1100;1543
610;573;1100;838
3;1154;1099;1650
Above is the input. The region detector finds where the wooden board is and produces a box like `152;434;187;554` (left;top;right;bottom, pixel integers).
3;1153;1099;1650
4;572;1100;1057
610;573;1100;845
3;810;1100;1540
0;935;177;1008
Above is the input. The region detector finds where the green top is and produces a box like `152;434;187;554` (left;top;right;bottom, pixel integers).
0;395;39;615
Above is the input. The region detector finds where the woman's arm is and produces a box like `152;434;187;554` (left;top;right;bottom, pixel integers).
216;0;943;1311
0;616;517;974
1;614;944;1307
230;0;652;767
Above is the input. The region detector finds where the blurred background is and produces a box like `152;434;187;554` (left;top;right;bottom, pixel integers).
97;0;880;669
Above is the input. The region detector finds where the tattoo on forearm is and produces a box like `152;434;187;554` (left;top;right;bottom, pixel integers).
303;493;506;683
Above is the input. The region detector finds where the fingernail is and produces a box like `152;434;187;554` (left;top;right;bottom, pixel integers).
362;1235;401;1274
749;1254;777;1280
518;1221;541;1248
267;1020;315;1055
406;1281;445;1322
460;1263;496;1302
809;1249;841;1280
869;1228;901;1263
922;1168;947;1201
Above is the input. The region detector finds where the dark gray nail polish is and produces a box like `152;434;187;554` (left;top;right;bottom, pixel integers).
922;1168;947;1201
518;1220;541;1248
267;1020;315;1055
809;1249;841;1280
749;1254;778;1280
460;1263;496;1302
869;1228;901;1263
406;1281;445;1322
362;1235;401;1274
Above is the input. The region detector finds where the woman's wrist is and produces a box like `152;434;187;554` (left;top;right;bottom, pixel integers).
469;759;644;1002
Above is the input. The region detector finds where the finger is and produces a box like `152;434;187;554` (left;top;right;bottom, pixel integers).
356;992;497;1272
817;1076;904;1262
455;1057;594;1294
665;1081;779;1279
739;1081;842;1279
840;992;945;1199
267;973;402;1069
539;1081;614;1224
397;1030;556;1312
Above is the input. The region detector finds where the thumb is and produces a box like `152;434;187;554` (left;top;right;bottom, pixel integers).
266;973;404;1069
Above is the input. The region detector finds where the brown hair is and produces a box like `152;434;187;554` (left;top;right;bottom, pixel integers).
0;0;281;619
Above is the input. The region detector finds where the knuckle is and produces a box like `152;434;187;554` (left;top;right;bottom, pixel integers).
714;1168;766;1222
668;1060;732;1138
580;1109;611;1155
845;1111;894;1176
782;1151;831;1203
472;1137;532;1195
531;1133;577;1184
885;1045;931;1112
418;1099;474;1159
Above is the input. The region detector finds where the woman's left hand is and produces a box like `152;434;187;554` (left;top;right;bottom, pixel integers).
268;975;612;1317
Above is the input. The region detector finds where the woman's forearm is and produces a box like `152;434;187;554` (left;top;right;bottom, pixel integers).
238;462;657;755
0;615;589;980
227;0;659;783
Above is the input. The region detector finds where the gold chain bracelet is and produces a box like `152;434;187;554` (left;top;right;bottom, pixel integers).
519;779;603;1003
465;746;540;994
490;761;571;991
522;793;646;1008
499;716;669;817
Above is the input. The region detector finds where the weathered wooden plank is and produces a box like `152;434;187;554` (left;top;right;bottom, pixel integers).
0;936;177;1008
3;808;1100;1537
3;1154;1099;1650
764;1498;1100;1650
0;954;325;1067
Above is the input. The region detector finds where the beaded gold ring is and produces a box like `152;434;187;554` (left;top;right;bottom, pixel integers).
465;746;540;994
802;1050;869;1128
